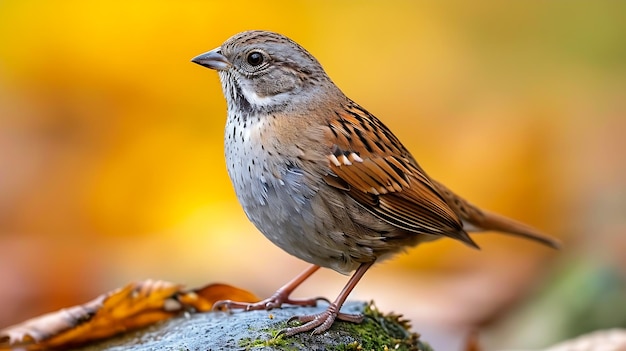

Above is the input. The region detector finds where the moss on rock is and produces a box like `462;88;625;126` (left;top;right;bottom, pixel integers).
75;301;432;351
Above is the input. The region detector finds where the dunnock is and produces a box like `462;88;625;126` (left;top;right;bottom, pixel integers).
191;30;559;336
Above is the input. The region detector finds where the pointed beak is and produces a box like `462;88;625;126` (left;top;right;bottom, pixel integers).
191;47;231;71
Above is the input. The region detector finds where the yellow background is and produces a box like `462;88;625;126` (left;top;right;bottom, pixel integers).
1;1;625;349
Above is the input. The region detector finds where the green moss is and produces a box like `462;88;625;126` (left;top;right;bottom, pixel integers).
238;322;302;351
237;302;433;351
238;335;298;350
329;302;433;351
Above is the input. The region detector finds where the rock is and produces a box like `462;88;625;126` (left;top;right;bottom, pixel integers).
73;301;432;351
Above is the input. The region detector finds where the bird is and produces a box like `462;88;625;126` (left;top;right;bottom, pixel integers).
191;30;560;336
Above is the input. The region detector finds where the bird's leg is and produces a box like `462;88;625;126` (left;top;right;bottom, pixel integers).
281;261;374;336
213;264;327;311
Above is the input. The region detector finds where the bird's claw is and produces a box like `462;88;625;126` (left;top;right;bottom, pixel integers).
281;304;364;336
212;294;328;313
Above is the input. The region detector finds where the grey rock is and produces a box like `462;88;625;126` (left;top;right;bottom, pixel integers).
73;301;432;351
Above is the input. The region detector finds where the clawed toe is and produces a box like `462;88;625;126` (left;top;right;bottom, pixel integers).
281;305;364;336
336;312;364;323
212;294;325;313
283;312;333;336
211;298;280;312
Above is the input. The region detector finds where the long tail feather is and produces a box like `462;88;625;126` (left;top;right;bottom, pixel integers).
432;179;561;249
471;209;561;249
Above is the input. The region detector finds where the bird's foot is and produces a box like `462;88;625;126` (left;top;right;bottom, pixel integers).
213;289;328;312
280;303;364;336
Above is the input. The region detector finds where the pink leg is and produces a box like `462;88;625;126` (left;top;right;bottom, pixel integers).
281;261;374;336
213;264;327;311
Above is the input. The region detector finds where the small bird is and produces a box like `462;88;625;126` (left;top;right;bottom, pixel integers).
191;30;560;336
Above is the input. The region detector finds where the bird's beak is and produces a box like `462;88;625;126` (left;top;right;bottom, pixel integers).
191;47;231;71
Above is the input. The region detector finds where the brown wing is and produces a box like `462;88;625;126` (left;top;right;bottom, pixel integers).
323;101;478;248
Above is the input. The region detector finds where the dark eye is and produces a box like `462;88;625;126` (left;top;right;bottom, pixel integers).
246;51;264;66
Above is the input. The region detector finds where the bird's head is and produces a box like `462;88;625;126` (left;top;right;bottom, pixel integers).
192;30;334;113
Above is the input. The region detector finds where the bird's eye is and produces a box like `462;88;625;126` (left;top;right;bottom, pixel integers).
246;51;264;66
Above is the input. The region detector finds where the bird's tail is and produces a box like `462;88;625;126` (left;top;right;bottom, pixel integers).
431;179;561;249
470;208;561;249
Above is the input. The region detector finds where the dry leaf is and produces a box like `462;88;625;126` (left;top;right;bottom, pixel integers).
179;283;258;312
0;280;257;350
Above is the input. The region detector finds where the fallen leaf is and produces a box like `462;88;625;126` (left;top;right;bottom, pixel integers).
0;280;257;350
179;283;258;312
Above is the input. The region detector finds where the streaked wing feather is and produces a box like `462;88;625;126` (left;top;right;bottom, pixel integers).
323;101;477;248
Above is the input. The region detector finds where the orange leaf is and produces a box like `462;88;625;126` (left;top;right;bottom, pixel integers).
0;280;257;350
180;283;259;312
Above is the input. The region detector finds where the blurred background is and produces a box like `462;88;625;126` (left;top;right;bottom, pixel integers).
1;1;625;350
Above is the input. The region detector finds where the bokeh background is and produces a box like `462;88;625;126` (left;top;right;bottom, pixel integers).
1;1;625;350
